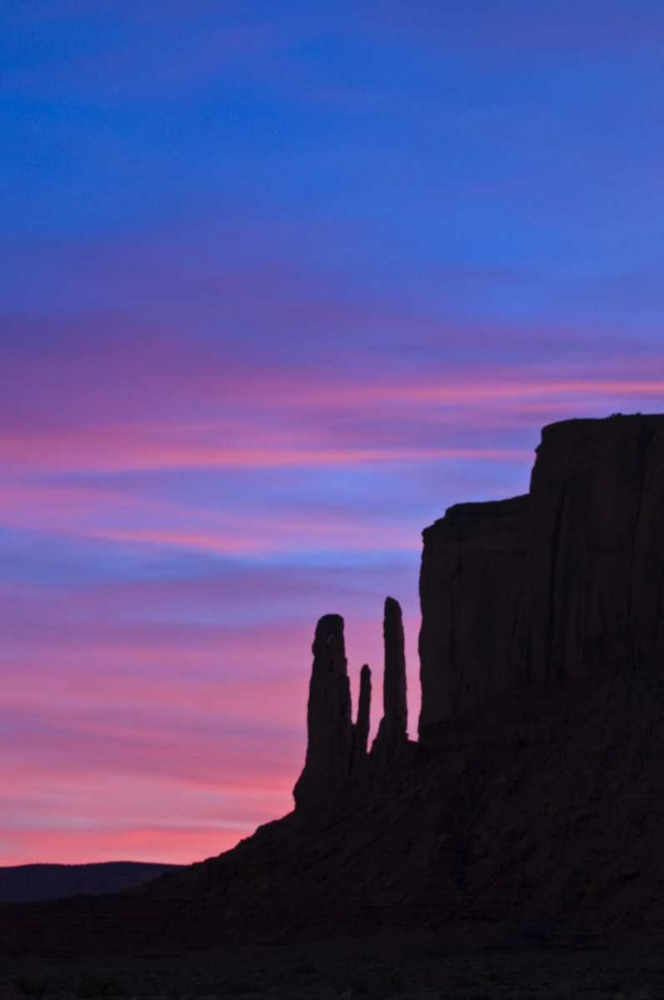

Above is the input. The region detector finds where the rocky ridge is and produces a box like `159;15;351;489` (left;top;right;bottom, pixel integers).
419;414;664;737
0;862;182;905
3;413;664;956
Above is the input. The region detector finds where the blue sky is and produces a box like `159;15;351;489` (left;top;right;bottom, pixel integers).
1;0;663;864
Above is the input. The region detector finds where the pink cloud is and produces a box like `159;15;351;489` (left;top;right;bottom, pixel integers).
2;303;662;868
0;479;422;559
0;431;528;474
0;826;247;867
4;328;662;478
0;574;421;867
0;683;303;867
355;377;664;406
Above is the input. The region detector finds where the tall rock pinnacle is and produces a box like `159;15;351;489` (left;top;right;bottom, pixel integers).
351;664;372;770
372;597;408;759
293;614;353;810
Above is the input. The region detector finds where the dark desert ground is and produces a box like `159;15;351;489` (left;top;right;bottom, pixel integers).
4;414;664;998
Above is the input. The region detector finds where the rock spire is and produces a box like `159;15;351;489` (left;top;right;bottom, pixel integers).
293;614;353;810
372;596;408;759
352;663;372;770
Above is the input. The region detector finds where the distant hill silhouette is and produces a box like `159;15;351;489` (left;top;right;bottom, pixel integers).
3;413;664;956
0;861;182;904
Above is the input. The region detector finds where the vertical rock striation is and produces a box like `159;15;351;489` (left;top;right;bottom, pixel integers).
293;614;353;810
372;597;408;759
525;415;664;684
418;497;529;736
419;414;664;743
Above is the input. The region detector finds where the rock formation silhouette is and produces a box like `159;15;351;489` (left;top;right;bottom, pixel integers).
293;614;353;810
5;413;664;958
371;597;408;760
0;862;182;905
418;495;529;737
419;414;664;740
295;596;410;804
352;663;372;769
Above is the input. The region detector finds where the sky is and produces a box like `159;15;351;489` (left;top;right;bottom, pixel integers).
2;0;664;866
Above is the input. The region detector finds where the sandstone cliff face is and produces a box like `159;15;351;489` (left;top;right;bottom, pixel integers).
418;496;529;734
419;414;664;741
527;415;664;684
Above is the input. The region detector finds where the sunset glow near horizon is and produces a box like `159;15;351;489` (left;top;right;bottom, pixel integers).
2;1;664;866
